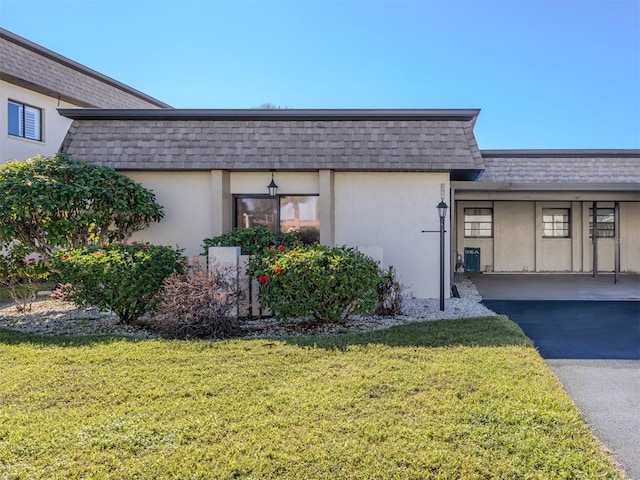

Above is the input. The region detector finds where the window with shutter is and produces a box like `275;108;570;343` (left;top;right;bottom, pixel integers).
7;100;42;141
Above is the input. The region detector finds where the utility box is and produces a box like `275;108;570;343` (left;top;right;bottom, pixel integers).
464;247;481;272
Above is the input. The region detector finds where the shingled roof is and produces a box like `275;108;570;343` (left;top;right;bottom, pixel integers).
58;109;485;179
479;150;640;184
0;28;170;108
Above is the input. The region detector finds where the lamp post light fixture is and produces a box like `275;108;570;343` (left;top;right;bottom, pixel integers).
267;170;278;196
437;200;448;311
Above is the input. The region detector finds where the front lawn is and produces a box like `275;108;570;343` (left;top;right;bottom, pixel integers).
0;317;620;479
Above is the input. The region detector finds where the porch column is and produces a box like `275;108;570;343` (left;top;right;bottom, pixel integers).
211;170;232;237
614;201;620;283
592;201;598;277
319;169;335;246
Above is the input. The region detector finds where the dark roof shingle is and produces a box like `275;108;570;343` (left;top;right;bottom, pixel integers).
479;150;640;184
60;110;484;176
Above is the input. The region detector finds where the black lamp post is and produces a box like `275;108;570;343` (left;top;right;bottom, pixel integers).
267;170;278;196
437;200;448;311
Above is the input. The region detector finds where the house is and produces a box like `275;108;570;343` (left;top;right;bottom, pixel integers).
0;27;169;163
57;109;640;299
3;28;639;299
57;108;484;299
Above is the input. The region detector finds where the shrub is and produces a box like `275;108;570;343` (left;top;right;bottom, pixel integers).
153;263;240;339
375;266;405;316
247;245;380;324
52;242;184;324
0;243;51;312
0;154;163;266
203;226;300;256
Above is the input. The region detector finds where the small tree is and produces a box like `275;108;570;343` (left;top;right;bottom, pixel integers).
0;154;163;265
0;244;51;312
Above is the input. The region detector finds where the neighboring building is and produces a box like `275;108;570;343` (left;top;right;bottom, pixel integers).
4;28;639;299
0;28;170;163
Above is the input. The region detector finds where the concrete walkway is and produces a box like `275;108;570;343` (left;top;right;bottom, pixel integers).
471;273;640;480
470;272;640;301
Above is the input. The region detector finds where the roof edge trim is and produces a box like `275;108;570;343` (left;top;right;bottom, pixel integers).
481;149;640;158
58;108;481;121
452;181;640;191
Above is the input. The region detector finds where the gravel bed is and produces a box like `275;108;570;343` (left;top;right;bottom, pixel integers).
0;277;496;339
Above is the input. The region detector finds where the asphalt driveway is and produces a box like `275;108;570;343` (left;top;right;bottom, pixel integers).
481;300;639;360
472;274;640;479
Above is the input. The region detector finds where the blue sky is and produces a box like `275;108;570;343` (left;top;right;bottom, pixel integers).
1;0;639;149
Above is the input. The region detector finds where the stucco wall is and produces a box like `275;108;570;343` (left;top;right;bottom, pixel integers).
1;80;75;162
458;199;640;273
620;202;640;272
125;171;214;257
123;170;450;299
334;171;450;299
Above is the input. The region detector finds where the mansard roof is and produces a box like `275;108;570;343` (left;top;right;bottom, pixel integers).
59;108;484;179
478;150;640;185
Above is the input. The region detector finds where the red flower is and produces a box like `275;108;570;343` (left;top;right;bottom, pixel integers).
28;258;36;263
120;242;125;247
291;252;298;258
94;251;102;257
102;242;109;248
131;241;138;245
258;275;269;284
272;266;282;274
60;256;67;262
278;245;286;252
142;245;149;251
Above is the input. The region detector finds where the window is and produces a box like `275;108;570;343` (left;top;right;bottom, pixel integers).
589;208;615;238
464;208;493;238
8;100;42;141
542;208;570;238
235;195;320;244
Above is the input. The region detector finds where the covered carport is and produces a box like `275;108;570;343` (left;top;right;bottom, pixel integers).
450;150;640;279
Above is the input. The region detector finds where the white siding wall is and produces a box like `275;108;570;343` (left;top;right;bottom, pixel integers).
1;80;76;163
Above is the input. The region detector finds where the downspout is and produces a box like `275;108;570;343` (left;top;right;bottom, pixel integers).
450;186;456;287
614;201;620;284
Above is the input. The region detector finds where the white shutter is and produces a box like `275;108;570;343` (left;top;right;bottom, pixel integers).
8;101;23;137
24;105;41;141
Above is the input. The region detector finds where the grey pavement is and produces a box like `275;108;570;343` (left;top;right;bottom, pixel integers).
470;273;640;480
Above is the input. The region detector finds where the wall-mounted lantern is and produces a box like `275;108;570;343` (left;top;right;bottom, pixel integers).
267;170;278;196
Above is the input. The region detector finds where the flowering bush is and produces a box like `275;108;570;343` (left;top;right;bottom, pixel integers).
52;242;184;324
247;245;380;324
0;243;51;312
202;226;300;256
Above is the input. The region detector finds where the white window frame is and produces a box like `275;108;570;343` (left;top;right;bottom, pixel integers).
464;208;493;238
542;208;570;238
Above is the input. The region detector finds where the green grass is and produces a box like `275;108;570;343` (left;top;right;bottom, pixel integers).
0;316;620;479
